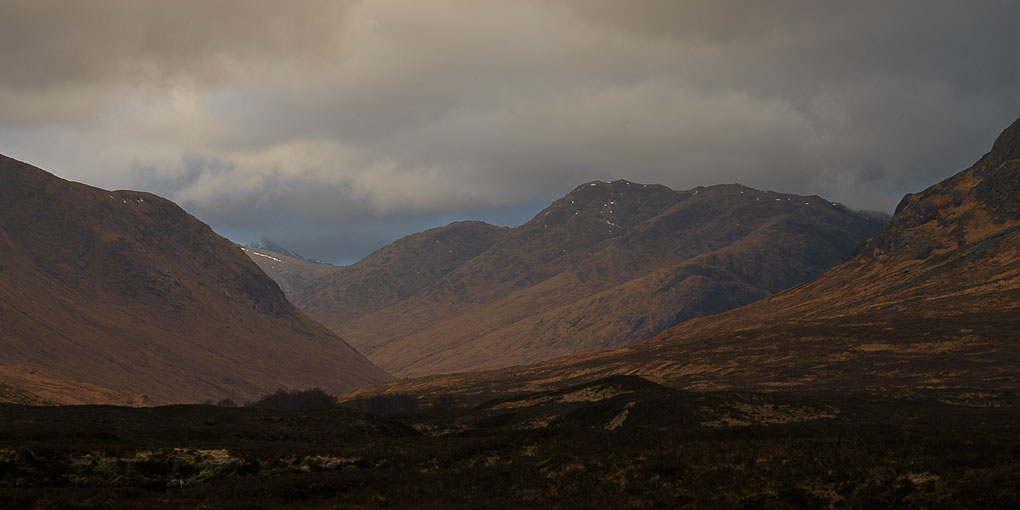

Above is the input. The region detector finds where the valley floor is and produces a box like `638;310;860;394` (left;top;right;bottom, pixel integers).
2;384;1019;509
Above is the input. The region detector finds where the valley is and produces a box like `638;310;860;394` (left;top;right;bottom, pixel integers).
267;182;886;378
3;2;1019;507
2;378;1019;508
2;117;1020;508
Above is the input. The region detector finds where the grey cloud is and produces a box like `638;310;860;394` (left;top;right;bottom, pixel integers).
172;166;375;229
134;155;231;197
0;0;354;123
1;1;1019;262
216;197;551;266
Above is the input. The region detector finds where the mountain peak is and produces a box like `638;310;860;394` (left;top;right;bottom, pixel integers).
564;180;672;199
860;116;1020;261
525;180;678;237
989;117;1020;162
974;117;1020;218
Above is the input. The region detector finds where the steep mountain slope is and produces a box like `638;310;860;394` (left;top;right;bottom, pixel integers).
295;181;886;377
705;115;1020;324
349;117;1020;403
241;245;340;295
297;221;510;328
0;155;391;405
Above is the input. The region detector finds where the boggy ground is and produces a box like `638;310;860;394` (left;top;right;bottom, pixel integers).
2;378;1020;509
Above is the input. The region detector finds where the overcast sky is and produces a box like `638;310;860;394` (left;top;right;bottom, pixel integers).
2;1;1019;263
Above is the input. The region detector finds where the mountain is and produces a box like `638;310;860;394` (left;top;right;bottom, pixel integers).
241;245;340;295
0;154;391;405
348;116;1020;403
295;220;510;330
294;181;886;377
248;237;326;264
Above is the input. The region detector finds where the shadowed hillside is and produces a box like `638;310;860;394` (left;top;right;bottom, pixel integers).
0;155;391;405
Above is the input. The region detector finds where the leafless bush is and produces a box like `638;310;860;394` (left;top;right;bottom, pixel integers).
246;388;337;411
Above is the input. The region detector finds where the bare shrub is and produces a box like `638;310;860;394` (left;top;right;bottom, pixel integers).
246;388;337;411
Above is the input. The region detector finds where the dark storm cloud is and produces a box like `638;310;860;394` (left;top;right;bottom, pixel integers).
1;1;1018;262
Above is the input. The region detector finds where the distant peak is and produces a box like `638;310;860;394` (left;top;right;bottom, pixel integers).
694;183;755;193
248;237;282;252
439;220;504;230
247;238;324;264
570;179;670;194
578;180;611;189
404;221;506;241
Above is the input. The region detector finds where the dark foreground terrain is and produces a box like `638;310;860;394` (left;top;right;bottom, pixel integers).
2;377;1020;509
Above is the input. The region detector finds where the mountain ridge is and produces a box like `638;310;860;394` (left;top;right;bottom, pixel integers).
291;179;887;377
